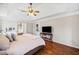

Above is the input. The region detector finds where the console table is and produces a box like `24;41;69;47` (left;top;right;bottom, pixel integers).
17;32;24;35
40;32;53;41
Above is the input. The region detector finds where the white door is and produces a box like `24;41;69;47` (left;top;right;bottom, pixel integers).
27;23;33;34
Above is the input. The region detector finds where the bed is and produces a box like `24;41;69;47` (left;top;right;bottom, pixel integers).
0;34;45;55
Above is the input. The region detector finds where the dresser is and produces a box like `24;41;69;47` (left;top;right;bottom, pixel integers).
40;32;53;41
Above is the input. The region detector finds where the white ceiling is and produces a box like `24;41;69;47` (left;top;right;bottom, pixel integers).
0;3;79;22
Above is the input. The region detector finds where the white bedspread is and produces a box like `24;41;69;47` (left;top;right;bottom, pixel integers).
6;34;45;55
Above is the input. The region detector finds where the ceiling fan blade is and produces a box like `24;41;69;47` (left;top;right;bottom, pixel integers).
35;11;39;13
21;10;27;12
27;14;29;16
19;3;39;16
33;13;37;16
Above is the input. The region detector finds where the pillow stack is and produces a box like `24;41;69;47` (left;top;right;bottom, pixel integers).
6;32;13;42
0;31;17;51
0;35;10;50
6;31;17;42
11;32;17;41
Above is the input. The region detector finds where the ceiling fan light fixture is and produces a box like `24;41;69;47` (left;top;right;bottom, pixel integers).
21;3;39;16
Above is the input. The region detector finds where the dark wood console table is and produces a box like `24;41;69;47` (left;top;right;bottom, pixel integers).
40;32;53;41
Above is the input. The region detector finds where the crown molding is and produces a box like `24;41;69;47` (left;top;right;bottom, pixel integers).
31;9;79;23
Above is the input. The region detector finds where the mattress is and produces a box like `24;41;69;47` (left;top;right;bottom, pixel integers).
5;34;45;55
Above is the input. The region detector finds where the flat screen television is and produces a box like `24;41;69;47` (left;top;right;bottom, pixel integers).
42;26;52;33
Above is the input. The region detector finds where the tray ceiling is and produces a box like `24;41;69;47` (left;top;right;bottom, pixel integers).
0;3;79;22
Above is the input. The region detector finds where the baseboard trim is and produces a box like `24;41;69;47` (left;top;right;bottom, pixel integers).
53;40;79;49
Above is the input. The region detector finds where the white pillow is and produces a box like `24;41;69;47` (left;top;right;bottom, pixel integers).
11;33;17;41
0;35;10;50
6;32;13;42
11;31;17;41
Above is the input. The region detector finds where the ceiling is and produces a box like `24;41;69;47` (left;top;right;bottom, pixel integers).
0;3;79;22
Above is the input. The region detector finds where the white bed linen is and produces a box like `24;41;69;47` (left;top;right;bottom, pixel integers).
6;34;45;55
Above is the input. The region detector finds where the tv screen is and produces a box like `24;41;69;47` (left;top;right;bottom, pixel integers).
42;26;52;33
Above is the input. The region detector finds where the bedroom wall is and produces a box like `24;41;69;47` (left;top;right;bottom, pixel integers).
2;20;17;32
33;14;79;48
71;17;79;48
0;17;2;33
1;19;34;34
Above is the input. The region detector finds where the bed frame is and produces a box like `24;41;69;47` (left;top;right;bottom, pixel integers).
24;45;44;55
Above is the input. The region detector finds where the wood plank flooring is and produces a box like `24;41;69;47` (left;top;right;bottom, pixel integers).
34;40;79;55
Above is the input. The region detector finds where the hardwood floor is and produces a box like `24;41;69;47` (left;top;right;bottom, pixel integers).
34;40;79;55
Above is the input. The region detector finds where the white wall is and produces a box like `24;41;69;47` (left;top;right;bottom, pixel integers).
2;20;17;32
2;20;34;34
34;14;79;48
0;17;2;33
71;16;79;48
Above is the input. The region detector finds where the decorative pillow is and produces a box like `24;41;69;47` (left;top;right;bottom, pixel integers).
11;33;17;41
11;31;17;41
0;35;10;50
6;32;13;42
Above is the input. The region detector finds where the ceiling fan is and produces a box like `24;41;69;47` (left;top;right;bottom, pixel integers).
21;3;39;16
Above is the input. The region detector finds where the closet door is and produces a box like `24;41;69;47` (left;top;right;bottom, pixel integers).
23;23;27;33
27;23;33;34
17;22;27;33
17;22;23;33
